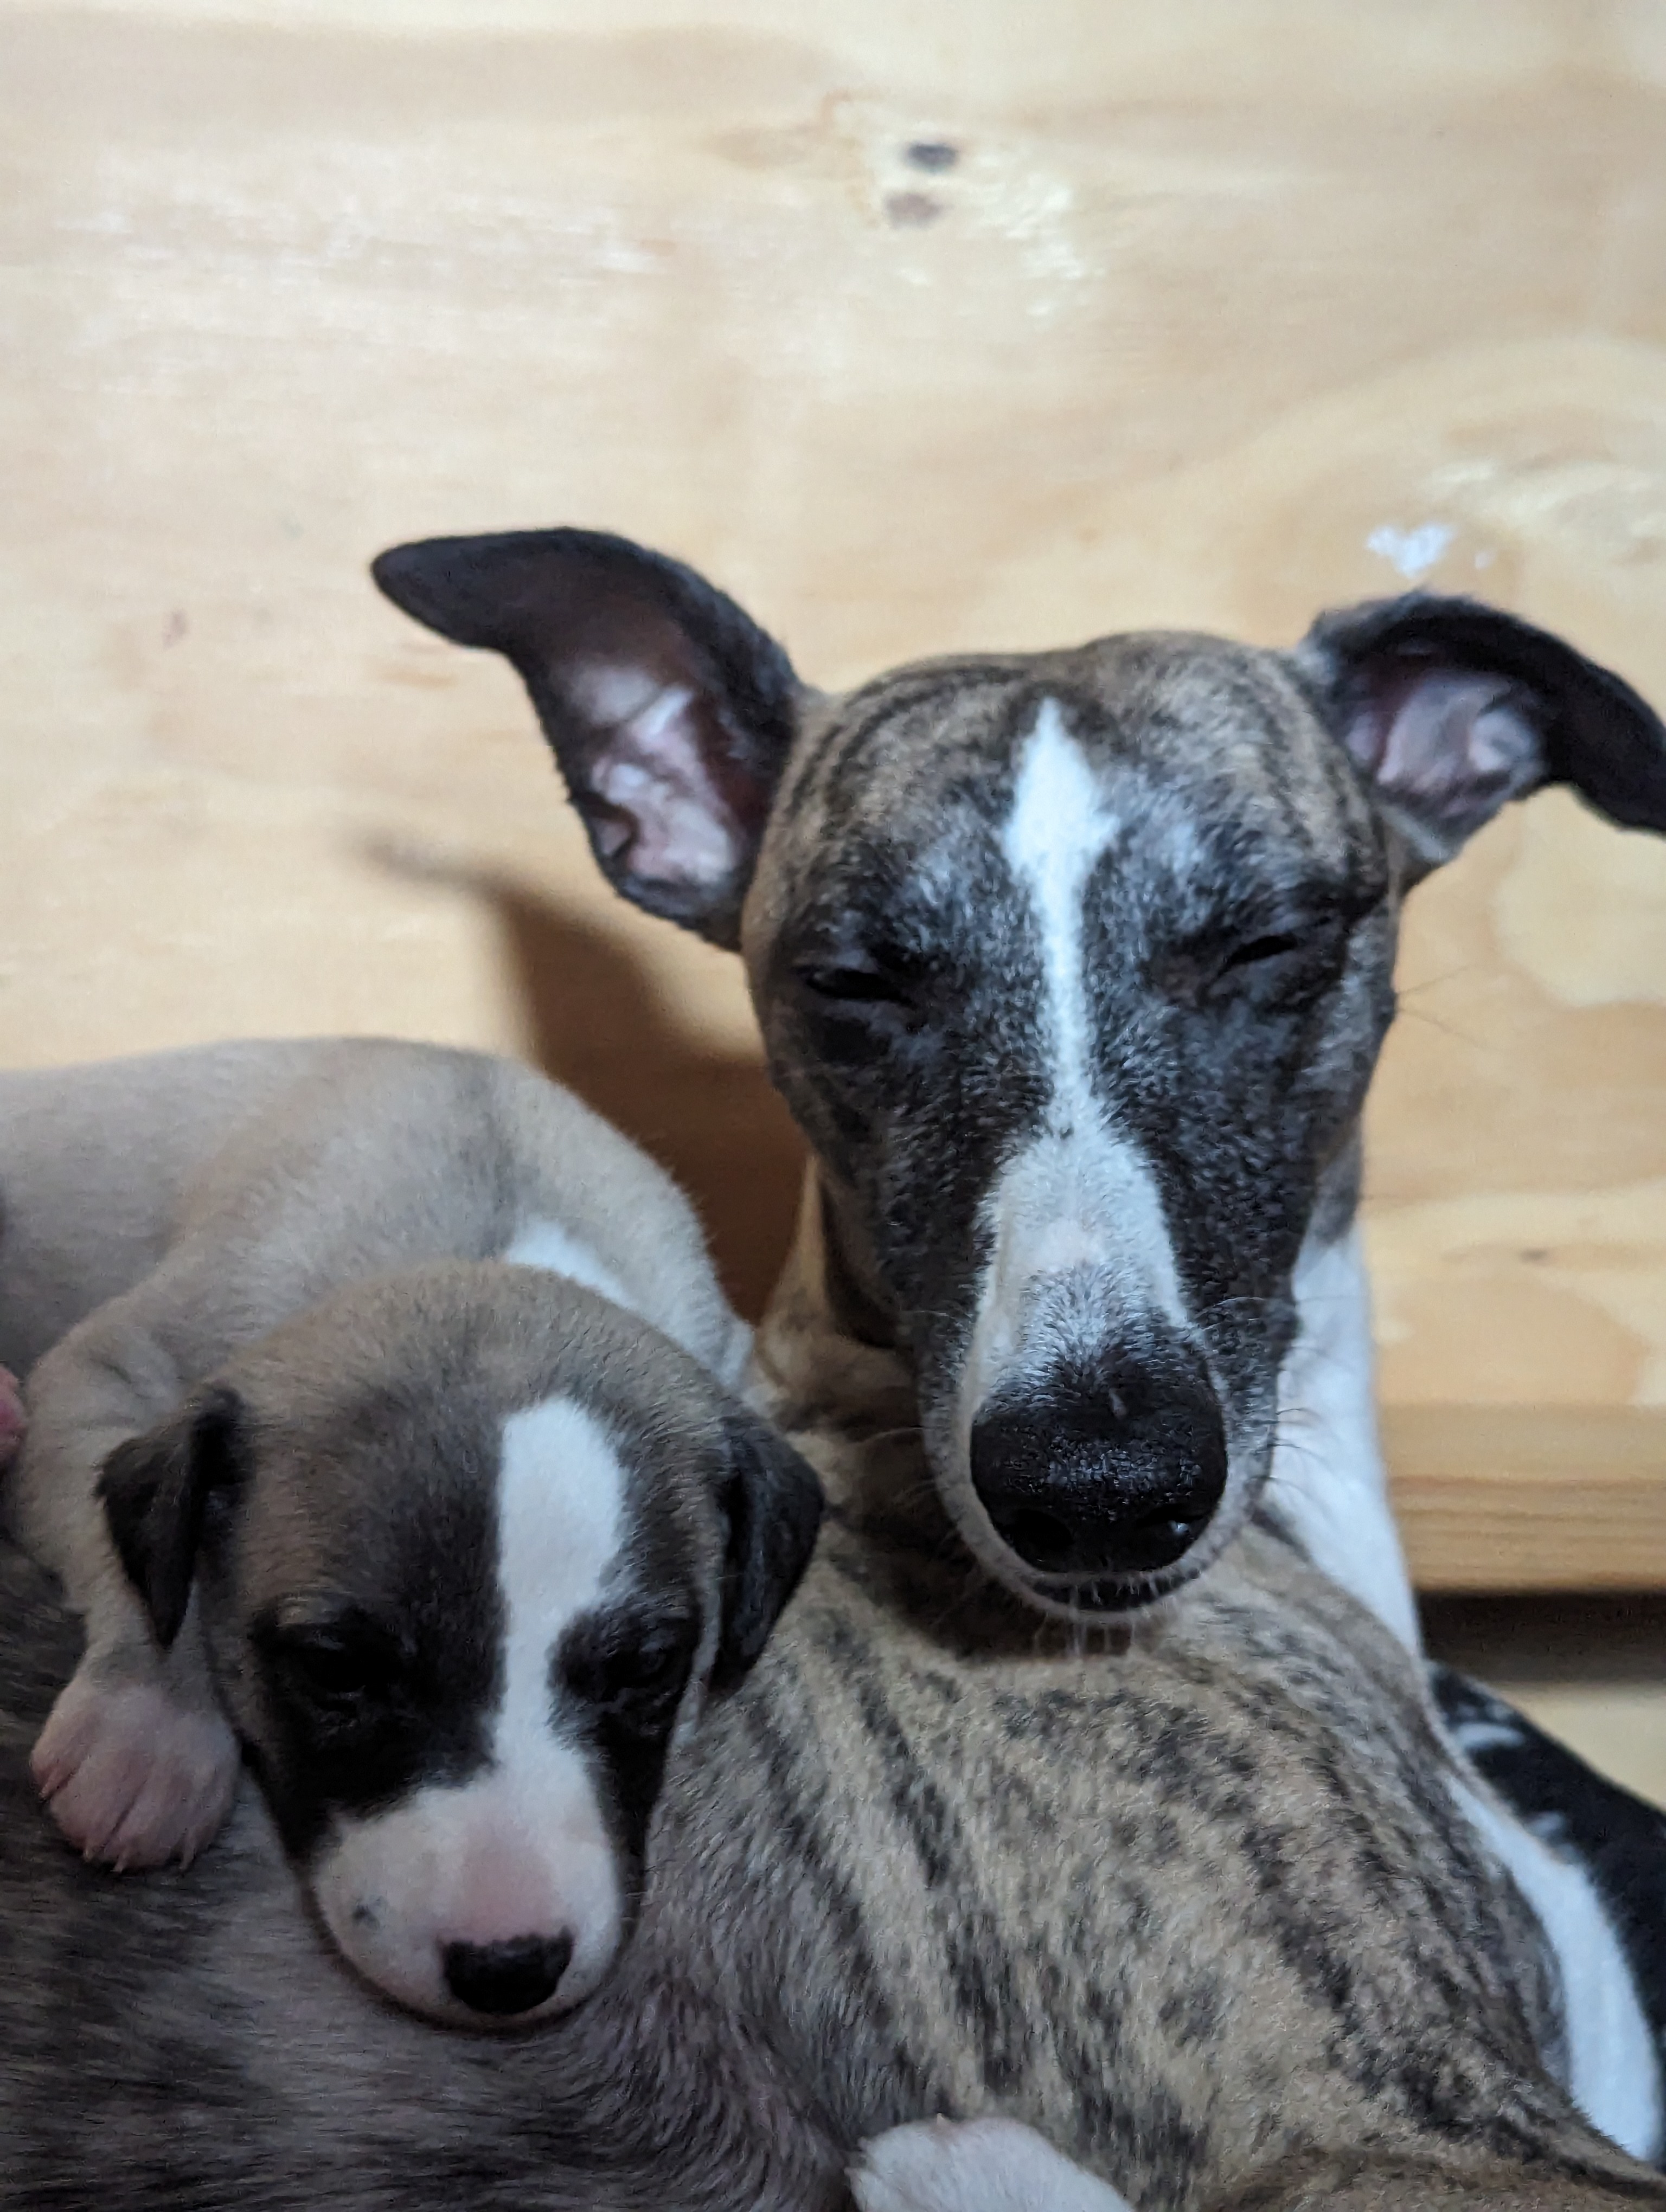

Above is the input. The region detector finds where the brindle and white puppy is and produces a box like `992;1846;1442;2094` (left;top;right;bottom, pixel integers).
0;1040;819;2025
370;531;1666;2164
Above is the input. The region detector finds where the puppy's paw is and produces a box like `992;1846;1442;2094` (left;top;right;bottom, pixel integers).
0;1366;25;1469
851;2119;1136;2212
32;1667;239;1871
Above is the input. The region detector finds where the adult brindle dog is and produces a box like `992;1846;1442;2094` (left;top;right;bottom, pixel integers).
374;533;1666;2188
0;556;1663;2211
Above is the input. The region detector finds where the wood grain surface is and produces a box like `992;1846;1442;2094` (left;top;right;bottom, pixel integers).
3;0;1665;1581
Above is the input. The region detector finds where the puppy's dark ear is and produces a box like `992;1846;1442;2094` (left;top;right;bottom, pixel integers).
1298;594;1666;878
371;529;803;949
98;1385;247;1648
710;1403;823;1693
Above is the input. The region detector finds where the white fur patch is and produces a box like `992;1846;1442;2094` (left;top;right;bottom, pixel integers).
951;704;1193;1541
1265;1224;1419;1651
853;2119;1135;2212
1004;699;1119;1124
1453;1773;1662;2162
311;1394;627;2027
503;1217;635;1313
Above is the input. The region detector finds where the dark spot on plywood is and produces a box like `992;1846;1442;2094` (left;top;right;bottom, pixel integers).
885;190;942;228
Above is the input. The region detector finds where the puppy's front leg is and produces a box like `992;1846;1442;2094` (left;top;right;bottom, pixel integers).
7;1306;238;1872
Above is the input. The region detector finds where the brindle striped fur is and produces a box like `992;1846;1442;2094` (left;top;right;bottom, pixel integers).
0;1234;1660;2209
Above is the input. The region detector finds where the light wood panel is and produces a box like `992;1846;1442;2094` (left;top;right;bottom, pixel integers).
3;0;1666;1575
1388;1407;1666;1591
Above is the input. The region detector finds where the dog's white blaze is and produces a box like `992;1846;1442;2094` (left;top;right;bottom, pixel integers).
311;1394;626;2027
503;1217;635;1313
954;704;1188;1471
1266;1224;1419;1651
1004;699;1116;1131
1452;1774;1662;2162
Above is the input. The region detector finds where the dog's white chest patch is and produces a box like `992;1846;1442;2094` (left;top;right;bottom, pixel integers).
1453;1773;1662;2162
503;1219;635;1315
1266;1225;1419;1651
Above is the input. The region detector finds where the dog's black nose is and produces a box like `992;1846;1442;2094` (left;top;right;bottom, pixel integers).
442;1932;574;2017
969;1341;1228;1586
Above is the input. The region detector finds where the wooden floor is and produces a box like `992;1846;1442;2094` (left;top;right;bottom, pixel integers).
3;2;1665;1583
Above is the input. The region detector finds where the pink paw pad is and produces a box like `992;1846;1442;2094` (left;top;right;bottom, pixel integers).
32;1667;239;1872
0;1366;25;1469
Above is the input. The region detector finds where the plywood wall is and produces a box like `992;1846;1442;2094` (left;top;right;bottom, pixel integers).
5;1;1666;1455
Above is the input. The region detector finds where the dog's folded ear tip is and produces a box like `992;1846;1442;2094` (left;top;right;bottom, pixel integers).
98;1385;249;1650
368;537;490;642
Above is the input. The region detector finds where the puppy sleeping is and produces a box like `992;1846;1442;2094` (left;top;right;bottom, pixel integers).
0;1040;821;2027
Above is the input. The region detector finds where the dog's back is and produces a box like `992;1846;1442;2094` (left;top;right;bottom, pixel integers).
0;1040;326;1372
0;1037;744;1382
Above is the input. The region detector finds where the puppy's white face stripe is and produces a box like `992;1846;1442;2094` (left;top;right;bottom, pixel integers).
492;1394;623;1773
503;1218;636;1315
311;1394;629;2026
951;706;1190;1493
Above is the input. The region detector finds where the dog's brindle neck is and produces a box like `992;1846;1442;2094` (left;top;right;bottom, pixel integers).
757;1152;1394;1662
371;531;1666;1639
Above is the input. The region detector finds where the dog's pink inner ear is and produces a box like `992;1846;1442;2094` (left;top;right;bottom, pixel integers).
1339;665;1546;858
565;661;757;889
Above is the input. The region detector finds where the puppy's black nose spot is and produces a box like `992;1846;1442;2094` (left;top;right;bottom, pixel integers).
443;1931;574;2017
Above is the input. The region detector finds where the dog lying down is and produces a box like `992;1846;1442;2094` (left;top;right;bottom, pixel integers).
0;1039;821;2027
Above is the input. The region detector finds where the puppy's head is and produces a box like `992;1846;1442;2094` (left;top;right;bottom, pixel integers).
371;533;1666;1618
98;1262;821;2028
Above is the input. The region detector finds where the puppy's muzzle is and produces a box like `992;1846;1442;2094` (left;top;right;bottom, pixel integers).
969;1340;1228;1590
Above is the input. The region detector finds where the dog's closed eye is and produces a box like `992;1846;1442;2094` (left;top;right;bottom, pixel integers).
1151;908;1362;1013
793;960;910;1008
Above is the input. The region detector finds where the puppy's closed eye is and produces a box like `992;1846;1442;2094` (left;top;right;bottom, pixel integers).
558;1612;699;1737
255;1610;411;1737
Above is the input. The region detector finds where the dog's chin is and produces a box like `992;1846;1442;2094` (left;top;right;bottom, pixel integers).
319;1913;611;2034
938;1470;1258;1626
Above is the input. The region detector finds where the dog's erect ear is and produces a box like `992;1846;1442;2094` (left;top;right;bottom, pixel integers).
709;1403;823;1693
98;1385;247;1648
371;530;803;949
1298;594;1666;877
